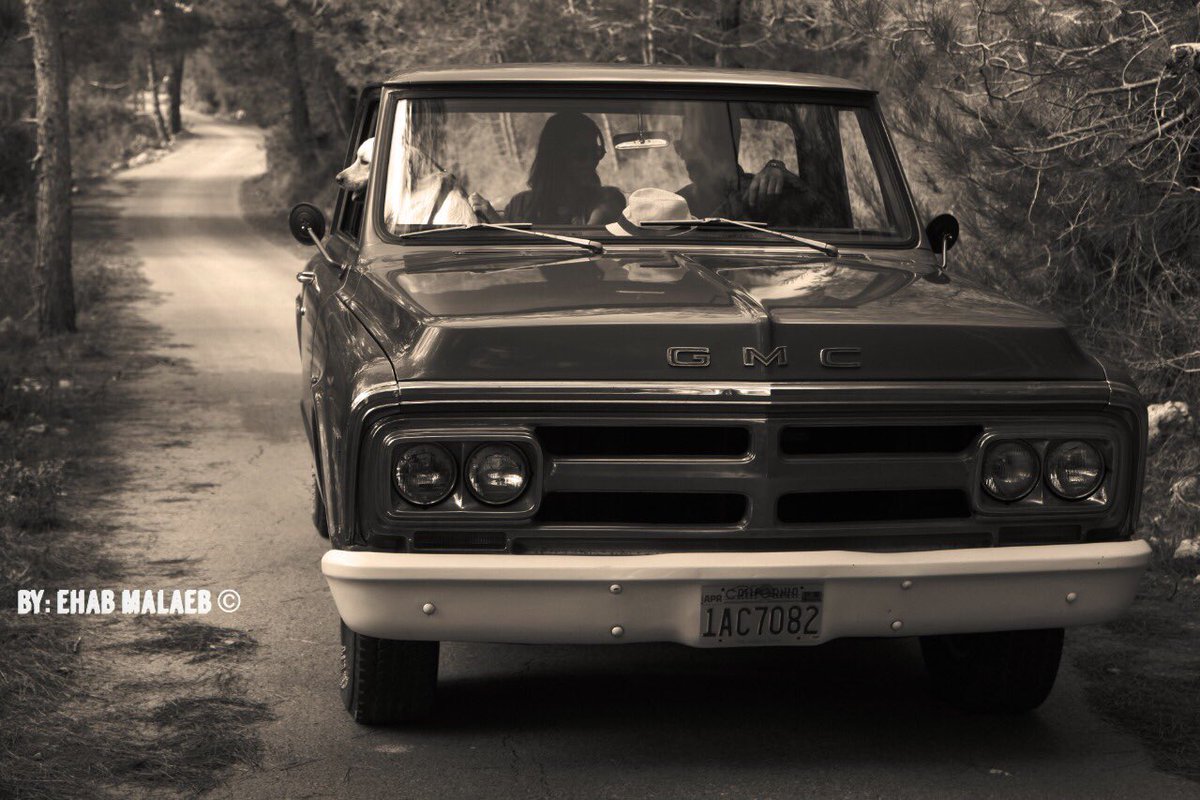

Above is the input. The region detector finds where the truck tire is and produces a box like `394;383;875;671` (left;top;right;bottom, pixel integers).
920;628;1063;714
340;620;439;724
312;473;329;539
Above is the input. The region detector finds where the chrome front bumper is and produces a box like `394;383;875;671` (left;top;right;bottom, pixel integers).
322;540;1149;645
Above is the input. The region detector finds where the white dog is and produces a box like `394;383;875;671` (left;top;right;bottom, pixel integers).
338;135;477;228
335;137;374;196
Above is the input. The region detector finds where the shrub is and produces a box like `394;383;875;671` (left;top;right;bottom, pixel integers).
0;459;62;531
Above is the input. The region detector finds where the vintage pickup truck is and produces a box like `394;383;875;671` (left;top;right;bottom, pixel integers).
291;64;1149;725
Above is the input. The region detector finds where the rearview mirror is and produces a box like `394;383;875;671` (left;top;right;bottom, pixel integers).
925;213;959;270
289;203;327;245
613;131;670;151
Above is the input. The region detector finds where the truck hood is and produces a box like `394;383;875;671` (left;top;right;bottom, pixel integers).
346;248;1104;383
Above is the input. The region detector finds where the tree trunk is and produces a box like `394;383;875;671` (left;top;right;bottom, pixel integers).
147;53;170;145
129;60;140;116
600;113;620;166
167;52;184;134
641;0;656;65
322;77;349;140
24;0;75;334
716;0;742;67
281;27;316;155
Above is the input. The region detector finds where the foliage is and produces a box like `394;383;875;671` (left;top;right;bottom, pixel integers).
833;2;1200;395
0;214;33;321
0;459;62;530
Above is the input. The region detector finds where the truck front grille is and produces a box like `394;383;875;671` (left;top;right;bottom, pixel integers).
358;405;1129;553
780;425;982;455
535;492;748;525
537;425;749;457
777;489;971;524
412;531;508;552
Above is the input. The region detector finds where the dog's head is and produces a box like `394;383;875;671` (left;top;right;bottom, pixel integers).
335;137;374;196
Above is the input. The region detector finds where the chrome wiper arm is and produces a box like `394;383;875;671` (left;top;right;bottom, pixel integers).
640;217;838;257
396;222;605;254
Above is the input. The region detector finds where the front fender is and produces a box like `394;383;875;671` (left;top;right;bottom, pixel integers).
312;279;398;548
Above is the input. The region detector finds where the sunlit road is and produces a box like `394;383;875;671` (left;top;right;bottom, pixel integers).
106;114;1194;799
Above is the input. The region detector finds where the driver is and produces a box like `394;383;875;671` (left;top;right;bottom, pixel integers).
470;112;624;226
673;104;830;228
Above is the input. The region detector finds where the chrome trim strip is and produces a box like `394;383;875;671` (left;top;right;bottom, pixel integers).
351;380;401;413
389;381;1113;407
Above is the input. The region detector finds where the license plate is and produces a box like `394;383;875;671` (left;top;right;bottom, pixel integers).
700;583;823;645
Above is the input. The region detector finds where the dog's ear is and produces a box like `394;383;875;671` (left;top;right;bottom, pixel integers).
358;137;375;164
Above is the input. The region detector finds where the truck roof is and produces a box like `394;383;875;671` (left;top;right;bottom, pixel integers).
383;63;874;94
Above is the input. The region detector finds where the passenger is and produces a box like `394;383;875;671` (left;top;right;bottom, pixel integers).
674;104;833;228
470;112;625;226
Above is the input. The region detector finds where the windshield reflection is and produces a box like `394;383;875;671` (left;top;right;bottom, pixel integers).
381;96;911;244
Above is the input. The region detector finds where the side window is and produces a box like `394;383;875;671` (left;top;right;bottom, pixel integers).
736;118;798;174
336;98;379;240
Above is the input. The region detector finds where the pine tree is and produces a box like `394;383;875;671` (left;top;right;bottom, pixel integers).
24;0;75;335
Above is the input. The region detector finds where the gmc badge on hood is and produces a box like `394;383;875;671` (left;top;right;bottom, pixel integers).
665;347;861;368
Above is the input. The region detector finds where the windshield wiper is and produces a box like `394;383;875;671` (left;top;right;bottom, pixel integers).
639;218;838;257
396;222;605;254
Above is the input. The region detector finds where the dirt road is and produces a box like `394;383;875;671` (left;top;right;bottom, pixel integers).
106;115;1194;799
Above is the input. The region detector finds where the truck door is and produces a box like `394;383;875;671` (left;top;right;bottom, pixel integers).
299;85;381;432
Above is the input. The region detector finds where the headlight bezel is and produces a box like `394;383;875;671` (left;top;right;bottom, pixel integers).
972;428;1117;515
382;428;541;518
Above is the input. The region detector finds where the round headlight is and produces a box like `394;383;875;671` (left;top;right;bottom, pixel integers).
982;441;1039;501
1045;440;1104;499
394;443;456;506
466;444;529;505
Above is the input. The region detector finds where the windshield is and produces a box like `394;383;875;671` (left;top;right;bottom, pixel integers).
380;94;914;244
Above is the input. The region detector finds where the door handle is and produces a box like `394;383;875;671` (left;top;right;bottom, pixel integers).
296;271;316;285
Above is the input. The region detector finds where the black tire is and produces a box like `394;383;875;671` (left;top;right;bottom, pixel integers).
921;628;1064;714
340;620;439;725
312;472;329;539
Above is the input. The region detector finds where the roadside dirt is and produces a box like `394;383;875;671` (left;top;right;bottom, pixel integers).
1;177;268;797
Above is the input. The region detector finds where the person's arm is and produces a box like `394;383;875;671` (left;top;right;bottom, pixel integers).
468;192;502;223
586;187;626;226
743;160;802;211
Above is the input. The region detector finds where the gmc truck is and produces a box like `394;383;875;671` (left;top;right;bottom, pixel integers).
290;64;1149;725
